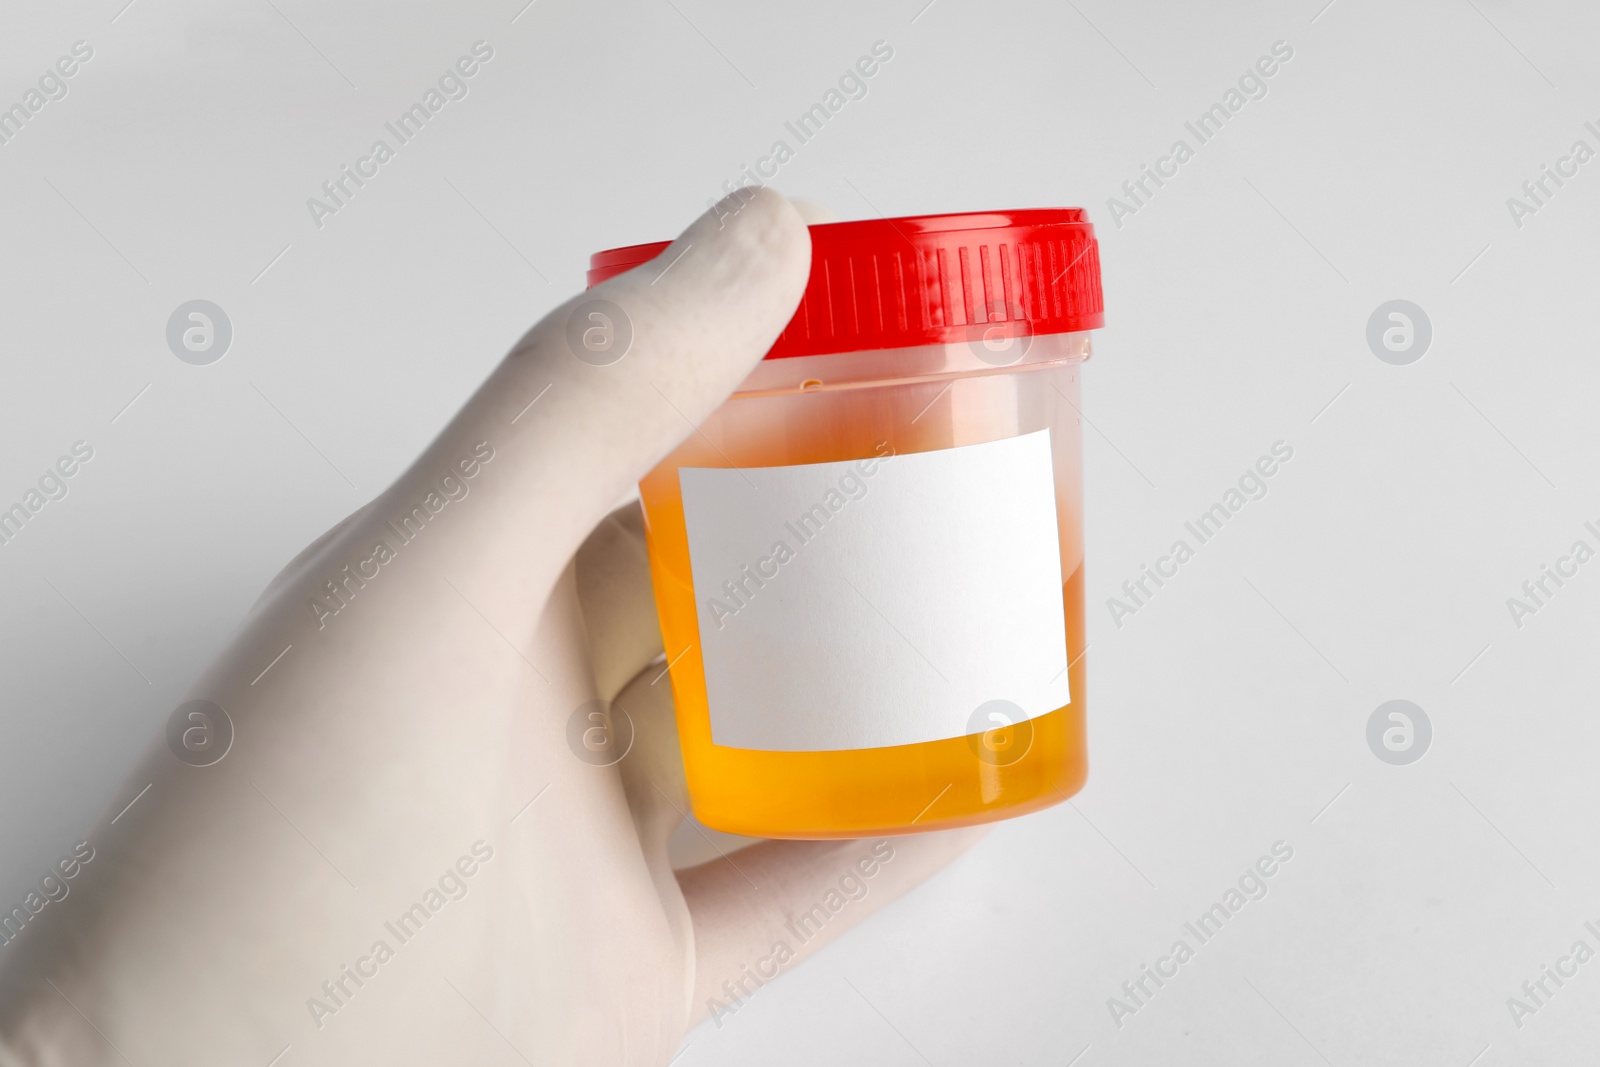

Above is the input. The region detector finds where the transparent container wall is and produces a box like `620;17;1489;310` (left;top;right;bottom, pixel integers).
638;334;1091;838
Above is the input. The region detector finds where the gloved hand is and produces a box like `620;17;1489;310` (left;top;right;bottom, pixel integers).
0;188;982;1066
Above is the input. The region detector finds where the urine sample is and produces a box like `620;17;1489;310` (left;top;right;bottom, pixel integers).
587;209;1103;838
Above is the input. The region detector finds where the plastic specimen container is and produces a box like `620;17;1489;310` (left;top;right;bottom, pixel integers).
587;208;1104;838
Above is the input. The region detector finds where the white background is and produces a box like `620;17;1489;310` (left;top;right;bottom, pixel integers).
3;0;1599;1063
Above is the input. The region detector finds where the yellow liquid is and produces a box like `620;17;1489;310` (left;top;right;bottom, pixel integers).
637;364;1087;838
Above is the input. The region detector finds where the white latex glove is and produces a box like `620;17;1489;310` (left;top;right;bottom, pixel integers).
0;188;982;1066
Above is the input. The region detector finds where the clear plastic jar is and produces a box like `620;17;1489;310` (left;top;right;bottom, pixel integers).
589;209;1103;838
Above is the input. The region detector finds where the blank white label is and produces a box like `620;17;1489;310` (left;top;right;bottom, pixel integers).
679;429;1070;752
